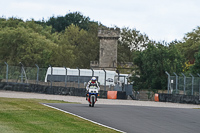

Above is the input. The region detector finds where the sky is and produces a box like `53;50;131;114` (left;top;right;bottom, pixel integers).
1;0;200;42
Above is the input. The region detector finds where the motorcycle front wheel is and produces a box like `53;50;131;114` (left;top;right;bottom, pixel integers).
91;96;95;107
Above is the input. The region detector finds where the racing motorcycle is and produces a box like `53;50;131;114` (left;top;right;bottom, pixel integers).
87;86;99;107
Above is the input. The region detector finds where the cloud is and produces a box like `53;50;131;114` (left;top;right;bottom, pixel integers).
1;0;200;42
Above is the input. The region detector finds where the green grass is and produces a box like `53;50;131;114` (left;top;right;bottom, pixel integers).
0;97;119;133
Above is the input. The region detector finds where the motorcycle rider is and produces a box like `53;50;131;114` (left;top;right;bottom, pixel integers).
86;77;100;100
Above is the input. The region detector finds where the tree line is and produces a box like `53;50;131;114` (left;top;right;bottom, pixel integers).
0;12;200;91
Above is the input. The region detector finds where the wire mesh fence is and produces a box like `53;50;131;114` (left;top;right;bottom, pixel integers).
0;63;129;91
166;71;200;96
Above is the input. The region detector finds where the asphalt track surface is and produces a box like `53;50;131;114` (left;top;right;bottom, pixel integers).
45;103;200;133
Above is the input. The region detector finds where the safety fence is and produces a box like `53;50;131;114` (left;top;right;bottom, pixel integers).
165;71;200;96
0;63;130;92
0;63;48;86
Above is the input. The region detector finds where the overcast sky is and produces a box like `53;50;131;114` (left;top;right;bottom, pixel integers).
1;0;200;42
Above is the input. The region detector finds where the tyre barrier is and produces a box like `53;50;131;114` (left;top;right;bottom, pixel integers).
155;93;200;104
3;82;199;103
154;93;159;102
0;82;108;99
0;82;130;99
107;91;127;99
107;91;117;99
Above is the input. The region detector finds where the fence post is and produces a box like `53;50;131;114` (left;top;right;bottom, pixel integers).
189;73;194;95
123;76;126;92
35;64;39;85
49;65;52;89
173;72;178;94
103;69;106;91
4;62;8;82
64;67;67;88
181;73;186;95
116;69;120;82
19;62;24;83
77;68;80;89
197;73;200;98
19;62;28;83
165;71;170;94
91;67;94;77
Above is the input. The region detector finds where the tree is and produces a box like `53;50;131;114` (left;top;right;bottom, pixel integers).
190;48;200;74
176;26;200;62
46;12;96;33
118;27;150;63
0;17;100;68
131;42;185;90
62;24;99;68
120;27;149;51
52;26;76;67
0;17;23;28
0;19;56;66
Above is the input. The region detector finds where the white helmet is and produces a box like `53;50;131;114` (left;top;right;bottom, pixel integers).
91;77;96;82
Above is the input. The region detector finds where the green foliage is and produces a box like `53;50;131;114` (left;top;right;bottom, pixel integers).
0;13;99;68
54;24;99;68
190;49;200;74
0;17;23;28
120;28;149;51
45;12;96;32
118;27;150;63
0;20;56;66
174;26;200;74
131;42;185;90
176;26;200;61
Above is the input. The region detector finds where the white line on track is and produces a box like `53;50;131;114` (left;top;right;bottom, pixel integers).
42;103;126;133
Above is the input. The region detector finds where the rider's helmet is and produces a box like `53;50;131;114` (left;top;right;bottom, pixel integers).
91;77;96;83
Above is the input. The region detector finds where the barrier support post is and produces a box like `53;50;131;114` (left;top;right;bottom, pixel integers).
4;62;8;82
103;69;106;91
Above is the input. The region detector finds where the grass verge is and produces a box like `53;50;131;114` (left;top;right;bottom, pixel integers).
0;97;119;133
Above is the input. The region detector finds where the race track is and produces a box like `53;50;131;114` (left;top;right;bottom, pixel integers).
1;90;200;133
45;103;200;133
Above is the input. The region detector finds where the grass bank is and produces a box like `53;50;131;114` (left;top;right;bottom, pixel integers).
0;97;118;133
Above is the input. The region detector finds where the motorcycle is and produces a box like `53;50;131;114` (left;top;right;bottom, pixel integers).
87;86;99;107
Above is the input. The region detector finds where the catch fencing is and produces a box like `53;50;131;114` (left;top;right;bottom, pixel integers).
0;63;48;86
0;62;129;91
166;71;200;96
